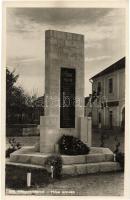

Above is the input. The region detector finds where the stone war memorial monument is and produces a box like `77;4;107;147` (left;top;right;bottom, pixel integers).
40;30;91;153
9;30;121;176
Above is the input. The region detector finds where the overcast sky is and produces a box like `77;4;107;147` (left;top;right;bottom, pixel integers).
6;8;125;97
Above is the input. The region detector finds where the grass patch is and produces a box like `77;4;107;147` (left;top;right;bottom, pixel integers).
6;164;50;190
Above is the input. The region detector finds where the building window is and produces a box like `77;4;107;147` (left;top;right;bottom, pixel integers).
109;111;113;128
97;82;101;95
108;78;113;93
98;112;101;123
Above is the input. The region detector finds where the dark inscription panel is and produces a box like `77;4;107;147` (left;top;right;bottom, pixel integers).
60;68;76;128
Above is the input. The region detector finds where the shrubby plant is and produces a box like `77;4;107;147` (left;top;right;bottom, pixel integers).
58;135;90;155
113;140;124;170
115;152;124;170
6;138;22;158
44;154;62;179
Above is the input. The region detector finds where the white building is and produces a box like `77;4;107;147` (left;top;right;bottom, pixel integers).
89;57;125;130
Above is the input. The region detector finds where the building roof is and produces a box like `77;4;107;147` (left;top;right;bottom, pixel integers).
90;57;125;80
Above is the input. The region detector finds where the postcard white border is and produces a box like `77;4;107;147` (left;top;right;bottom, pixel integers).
1;0;129;200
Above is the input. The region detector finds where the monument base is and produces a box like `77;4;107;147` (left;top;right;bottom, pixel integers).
40;116;59;153
40;116;92;153
8;146;121;176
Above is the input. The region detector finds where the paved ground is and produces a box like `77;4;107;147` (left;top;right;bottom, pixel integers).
6;172;124;196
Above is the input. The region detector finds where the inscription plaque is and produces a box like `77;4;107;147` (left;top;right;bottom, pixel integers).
60;68;75;128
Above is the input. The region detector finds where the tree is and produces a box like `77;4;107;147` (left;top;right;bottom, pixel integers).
6;68;19;109
6;68;27;123
6;67;43;124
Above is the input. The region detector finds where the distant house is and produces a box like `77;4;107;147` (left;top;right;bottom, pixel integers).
89;57;125;130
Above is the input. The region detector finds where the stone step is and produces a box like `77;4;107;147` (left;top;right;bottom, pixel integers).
10;146;114;166
10;153;114;165
6;160;45;170
62;162;121;175
6;160;121;176
61;153;113;165
10;153;48;166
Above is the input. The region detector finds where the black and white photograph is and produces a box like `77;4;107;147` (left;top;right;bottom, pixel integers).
1;0;129;198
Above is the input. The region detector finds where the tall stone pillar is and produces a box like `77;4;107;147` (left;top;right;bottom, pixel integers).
40;30;91;153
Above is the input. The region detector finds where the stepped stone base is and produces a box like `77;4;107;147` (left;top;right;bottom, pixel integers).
8;146;121;176
62;162;121;175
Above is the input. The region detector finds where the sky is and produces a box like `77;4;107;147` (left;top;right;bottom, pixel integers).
6;8;126;97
